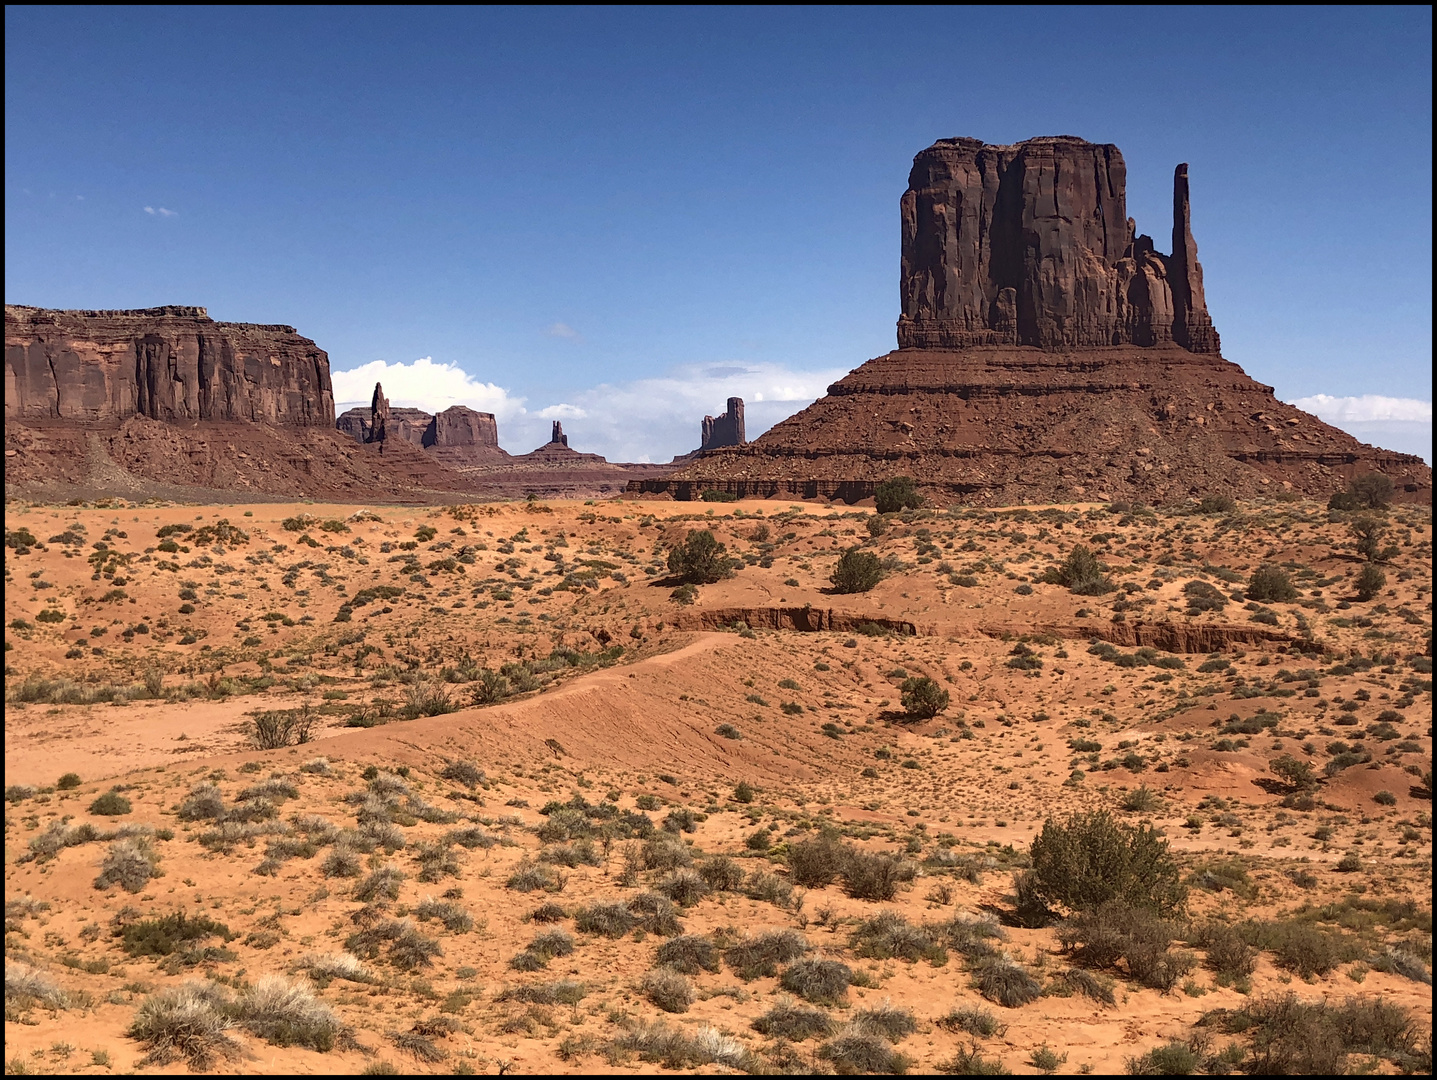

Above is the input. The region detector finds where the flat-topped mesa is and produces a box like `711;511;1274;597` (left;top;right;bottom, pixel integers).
896;136;1220;353
701;397;746;451
4;304;334;425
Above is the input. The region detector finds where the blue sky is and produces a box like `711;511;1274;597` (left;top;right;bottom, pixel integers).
6;6;1431;461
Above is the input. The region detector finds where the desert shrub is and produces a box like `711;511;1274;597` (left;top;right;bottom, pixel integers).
1211;992;1420;1075
413;839;460;883
940;915;1007;959
508;949;545;972
297;952;376;985
938;1043;1010;1074
696;854;744;893
1122;786;1161;812
1371;947;1432;985
900;676;949;720
353;866;405;903
506;861;561;893
322;847;363;878
1182;579;1227;612
235;974;344;1051
528;928;575;960
525;902;567;925
642;968;693;1013
496;980;588;1005
1247;564;1298;602
89;790;132;816
820;1020;912;1073
753;997;835;1040
1059;902;1194;991
1238;919;1358;979
781;958;852;1004
874;476;923;514
856;1000;918;1042
743;870;794;908
94;837;160;893
127;981;241;1069
178;782;225;821
850;910;945;963
1059;967;1116;1006
415;897;474;933
238;777;298;803
1199;494;1237;514
299;756;331;775
638;836;692;875
628;892;683;936
439;760;484;788
788;828;848;887
1027;811;1186;916
118;912;234;958
831;548;884;594
5;961;70;1010
1042;545;1115;595
350;920;441;970
842;850;906;901
1125;1038;1200;1075
1356;562;1386;601
609;1020;754;1070
540;839;601;867
970;957;1041;1007
937;1005;1004;1038
654;934;720;974
667;530;734;585
575;902;636;938
726;930;809;980
656;868;710;907
661;806;700;834
249;707;316;749
1268;754;1317;792
1194;923;1257;980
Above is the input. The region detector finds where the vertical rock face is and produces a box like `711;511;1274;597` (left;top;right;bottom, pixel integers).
550;421;569;447
365;382;391;443
701;397;746;450
896;137;1219;353
426;406;501;451
4;305;335;424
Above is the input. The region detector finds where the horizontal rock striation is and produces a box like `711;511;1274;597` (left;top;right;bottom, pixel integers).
5;305;333;425
337;381;505;464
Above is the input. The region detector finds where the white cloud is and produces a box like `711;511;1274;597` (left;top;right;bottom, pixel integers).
330;356;527;421
143;206;178;217
1289;394;1432;423
545;322;581;340
538;403;587;420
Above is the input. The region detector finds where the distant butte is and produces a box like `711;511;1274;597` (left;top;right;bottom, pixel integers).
636;136;1430;505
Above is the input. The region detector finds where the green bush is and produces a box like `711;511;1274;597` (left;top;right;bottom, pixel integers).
1028;811;1186;916
699;489;737;502
874;476;922;514
1041;545;1114;595
831;548;884;593
787;829;847;888
56;772;82;790
1247;564;1298;602
1347;472;1394;509
1199;494;1237;514
119;912;234;957
89;790;132;816
1356;562;1386;601
901;676;949;719
667;530;733;585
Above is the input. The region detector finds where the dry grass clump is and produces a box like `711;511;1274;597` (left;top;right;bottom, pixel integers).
299;756;332;774
526;901;567;923
780;958;852;1004
818;1025;910;1074
127;981;241;1070
439;760;485;788
296;952;377;985
290;813;341;845
415;896;474;933
850;910;946;963
177;782;226;820
576;902;636;938
495;980;588;1005
752;996;835;1041
725;930;809;980
353;865;405;903
639;834;693;871
235;975;345;1051
25;819;102;863
697;854;745;892
6;961;70;1011
969;956;1042;1007
1058;967;1116;1006
627;892;683;936
507;860;563;893
937;1005;1005;1038
93;837;161;893
322;846;363;878
941;914;1007;959
1202;993;1424;1074
608;1020;753;1070
413;838;461;882
742;869;794;908
446;825;497;849
937;1042;1009;1074
539;838;601;866
641;967;694;1013
367;771;411;799
238;776;299;803
656;868;710;906
344;919;442;970
653;934;720;974
853;1000;918;1042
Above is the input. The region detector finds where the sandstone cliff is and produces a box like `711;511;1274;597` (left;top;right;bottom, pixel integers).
701;398;746;451
896;137;1219;353
5;305;334;425
337;382;505;464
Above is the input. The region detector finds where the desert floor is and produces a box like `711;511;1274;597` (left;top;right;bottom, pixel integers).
4;494;1431;1074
